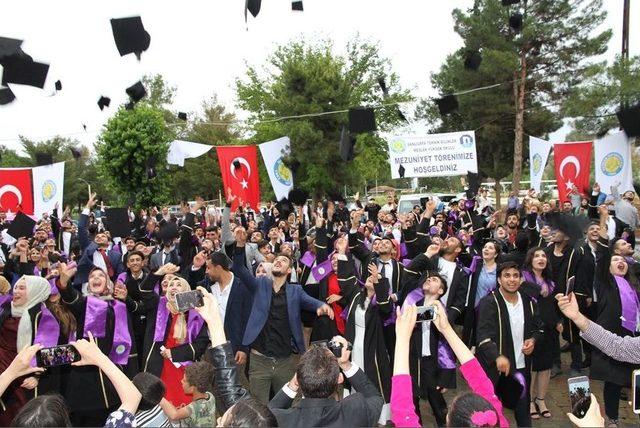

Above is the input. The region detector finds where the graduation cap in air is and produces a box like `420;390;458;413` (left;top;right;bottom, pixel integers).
35;152;53;166
0;86;15;105
464;50;482;71
435;95;458;115
178;112;187;121
465;171;481;199
377;77;408;123
288;188;309;206
0;37;23;63
110;16;151;60
97;96;111;111
146;155;157;179
546;212;588;243
126;81;147;103
7;211;36;239
275;197;294;218
398;164;406;178
104;208;131;238
348;107;376;134
245;0;262;20
1;57;49;88
292;1;303;11
157;221;179;243
509;13;523;32
501;0;520;5
54;80;62;91
617;102;640;138
339;125;356;162
70;147;82;160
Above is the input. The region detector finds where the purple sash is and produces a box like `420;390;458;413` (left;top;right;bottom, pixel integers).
109;300;132;365
614;275;640;332
153;296;205;344
300;251;315;268
0;295;11;307
461;255;482;276
522;270;555;296
311;259;332;282
401;258;412;268
84;296;108;338
399;243;407;258
31;304;60;366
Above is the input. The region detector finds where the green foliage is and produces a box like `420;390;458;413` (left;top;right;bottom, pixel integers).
236;37;411;198
96;105;172;208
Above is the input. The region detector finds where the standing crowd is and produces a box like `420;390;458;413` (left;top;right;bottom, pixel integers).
0;182;638;427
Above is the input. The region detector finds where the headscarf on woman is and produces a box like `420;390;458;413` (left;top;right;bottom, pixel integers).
11;275;51;352
165;276;191;344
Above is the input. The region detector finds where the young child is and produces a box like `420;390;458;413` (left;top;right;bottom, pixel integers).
160;361;216;427
132;372;172;427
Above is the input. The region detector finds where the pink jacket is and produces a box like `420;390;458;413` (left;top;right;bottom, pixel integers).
391;358;508;427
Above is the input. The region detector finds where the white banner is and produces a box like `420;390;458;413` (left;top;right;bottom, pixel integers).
167;140;213;167
32;161;64;216
594;131;634;193
387;131;478;179
259;136;293;200
528;136;553;192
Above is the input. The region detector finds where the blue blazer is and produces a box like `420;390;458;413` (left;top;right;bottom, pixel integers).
232;252;323;354
75;213;124;287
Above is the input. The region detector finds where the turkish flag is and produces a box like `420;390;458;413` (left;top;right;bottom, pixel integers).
553;142;593;203
216;145;261;210
0;169;34;215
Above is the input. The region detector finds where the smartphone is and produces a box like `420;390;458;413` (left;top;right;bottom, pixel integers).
568;375;591;418
36;344;80;367
175;290;204;313
633;369;640;414
416;305;437;322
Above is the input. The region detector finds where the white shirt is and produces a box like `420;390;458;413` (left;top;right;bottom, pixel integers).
438;258;457;305
62;231;71;255
211;273;234;324
501;289;526;369
92;249;108;273
378;259;395;293
606;216;616;241
352;298;370;370
421;320;432;357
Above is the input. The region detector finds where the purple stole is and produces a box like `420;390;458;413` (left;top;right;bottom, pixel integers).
153;296;204;347
461;255;482;276
521;271;555;297
311;258;333;282
300;251;316;268
613;275;640;332
401;289;456;369
83;296;132;365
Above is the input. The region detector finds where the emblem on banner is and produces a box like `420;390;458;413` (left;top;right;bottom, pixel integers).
41;180;57;202
390;140;406;153
532;154;542;175
273;158;292;186
459;134;474;148
601;153;623;176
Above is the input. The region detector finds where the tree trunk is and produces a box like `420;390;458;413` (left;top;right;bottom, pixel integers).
512;53;527;193
494;182;502;211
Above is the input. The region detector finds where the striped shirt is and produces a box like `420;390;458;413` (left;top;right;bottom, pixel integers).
135;405;172;428
581;321;640;364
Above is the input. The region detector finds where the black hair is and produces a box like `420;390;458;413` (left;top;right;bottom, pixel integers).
448;392;498;427
497;261;521;278
514;231;529;252
482;240;502;259
226;397;277;427
208;251;230;271
418;271;448;297
522;247;553;284
132;372;166;411
257;240;270;250
297;346;340;398
126;250;145;262
12;394;71;427
184;361;215;394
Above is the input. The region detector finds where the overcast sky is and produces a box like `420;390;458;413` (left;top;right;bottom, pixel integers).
0;0;637;153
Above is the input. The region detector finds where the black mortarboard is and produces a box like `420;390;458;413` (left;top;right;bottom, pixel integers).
54;80;62;91
546;212;587;242
339;125;355;162
178;112;187;121
35;152;53;166
292;1;303;11
104;208;131;238
464;50;482;71
435;95;458;115
466;171;481;199
377;77;388;96
396;106;408;122
157;222;179;242
617;103;640;138
232;159;241;170
1;58;49;88
146;156;157;179
245;0;262;19
70;147;82;160
288;188;309;206
126;81;146;103
348;107;376;134
82;124;87;131
398;164;406;178
509;13;523;32
0;86;15;105
110;16;151;60
495;374;525;410
0;37;23;63
501;0;520;5
275;197;293;218
97;96;111;110
7;211;36;239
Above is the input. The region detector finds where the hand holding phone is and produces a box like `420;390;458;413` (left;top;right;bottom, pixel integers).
36;345;80;367
416;305;437;322
568;375;591;418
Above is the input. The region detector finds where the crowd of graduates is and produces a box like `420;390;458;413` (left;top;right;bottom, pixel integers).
0;182;638;428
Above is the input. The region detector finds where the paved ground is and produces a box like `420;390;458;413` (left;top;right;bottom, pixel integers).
417;352;638;427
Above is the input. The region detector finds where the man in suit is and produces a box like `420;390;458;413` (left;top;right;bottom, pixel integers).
75;193;124;288
231;243;334;405
51;205;80;260
269;336;383;427
148;239;181;272
221;197;264;271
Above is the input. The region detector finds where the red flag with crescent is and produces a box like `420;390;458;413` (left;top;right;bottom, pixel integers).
553;142;593;203
0;169;34;215
216;145;260;211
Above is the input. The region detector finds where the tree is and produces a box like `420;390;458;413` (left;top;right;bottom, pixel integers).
433;0;611;192
96;105;173;208
236;37;411;199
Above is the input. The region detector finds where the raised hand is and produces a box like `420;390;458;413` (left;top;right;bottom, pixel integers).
86;192;98;209
58;262;77;289
192;251;207;269
335;237;348;254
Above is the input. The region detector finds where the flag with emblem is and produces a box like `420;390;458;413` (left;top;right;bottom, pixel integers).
216;145;261;211
594;131;633;194
32;162;64;217
259;136;293;200
528;136;552;192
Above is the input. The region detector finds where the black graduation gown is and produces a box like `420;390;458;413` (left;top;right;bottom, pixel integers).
338;257;392;402
59;286;138;413
590;237;640;386
309;225;339;342
476;290;544;384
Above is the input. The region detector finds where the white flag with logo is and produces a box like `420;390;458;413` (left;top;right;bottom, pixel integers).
594;131;633;193
529;136;552;192
259;137;293;200
32;162;64;216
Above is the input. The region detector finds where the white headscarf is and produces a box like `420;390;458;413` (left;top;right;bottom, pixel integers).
11;275;52;352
